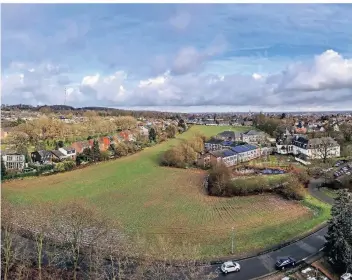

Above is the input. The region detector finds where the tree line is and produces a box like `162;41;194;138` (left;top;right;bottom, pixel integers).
1;200;216;280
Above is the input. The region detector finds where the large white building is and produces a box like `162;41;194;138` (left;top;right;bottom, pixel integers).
277;136;340;160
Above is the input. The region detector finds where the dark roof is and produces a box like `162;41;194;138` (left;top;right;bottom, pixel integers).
221;140;234;146
243;130;264;136
36;150;52;158
51;150;65;158
230;144;258;153
210;149;237;158
205;138;223;145
217;131;236;137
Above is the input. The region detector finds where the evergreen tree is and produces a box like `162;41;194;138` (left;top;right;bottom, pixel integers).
91;140;101;162
1;157;7;178
148;127;157;142
325;189;352;272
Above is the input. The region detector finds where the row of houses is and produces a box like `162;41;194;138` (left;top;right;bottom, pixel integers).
1;129;140;171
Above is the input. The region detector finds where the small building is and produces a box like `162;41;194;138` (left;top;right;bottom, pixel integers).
51;150;67;162
241;130;266;143
31;150;53;164
70;140;92;154
1;151;26;171
58;147;76;160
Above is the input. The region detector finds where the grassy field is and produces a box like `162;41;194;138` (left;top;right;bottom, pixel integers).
2;125;331;259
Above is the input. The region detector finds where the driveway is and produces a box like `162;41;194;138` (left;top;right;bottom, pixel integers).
208;178;334;280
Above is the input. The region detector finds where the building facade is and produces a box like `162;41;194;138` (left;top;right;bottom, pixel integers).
2;152;26;170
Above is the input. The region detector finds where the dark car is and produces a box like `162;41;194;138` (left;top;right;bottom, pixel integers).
275;257;296;270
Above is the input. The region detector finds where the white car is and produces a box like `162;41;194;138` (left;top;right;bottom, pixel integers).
220;261;241;274
341;273;352;280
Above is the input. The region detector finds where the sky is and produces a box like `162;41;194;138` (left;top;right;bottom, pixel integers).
1;4;352;112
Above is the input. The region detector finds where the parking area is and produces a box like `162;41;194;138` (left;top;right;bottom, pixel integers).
333;160;352;178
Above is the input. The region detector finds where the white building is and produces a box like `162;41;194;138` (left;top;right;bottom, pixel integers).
291;136;340;160
1;152;26;170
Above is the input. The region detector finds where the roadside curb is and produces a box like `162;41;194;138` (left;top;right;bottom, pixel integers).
208;223;327;266
209;181;333;266
250;247;325;280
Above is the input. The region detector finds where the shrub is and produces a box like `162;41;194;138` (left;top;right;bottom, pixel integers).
161;146;186;168
276;178;306;200
208;163;232;196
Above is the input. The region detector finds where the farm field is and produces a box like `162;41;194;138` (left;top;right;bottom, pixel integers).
2;125;330;259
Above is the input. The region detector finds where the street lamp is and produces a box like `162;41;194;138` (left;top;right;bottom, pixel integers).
231;227;235;254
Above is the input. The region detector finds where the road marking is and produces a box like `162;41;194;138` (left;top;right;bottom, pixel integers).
319;247;325;252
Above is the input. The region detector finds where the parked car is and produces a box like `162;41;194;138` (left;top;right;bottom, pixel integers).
220;261;241;274
341;273;352;280
275;256;296;270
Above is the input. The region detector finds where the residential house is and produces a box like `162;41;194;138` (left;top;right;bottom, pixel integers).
276;135;294;155
119;130;136;142
294;121;307;134
215;131;241;141
241;130;266;143
88;137;111;152
31;150;53;164
70;140;93;154
139;126;149;137
51;150;67;162
58;147;76;160
1;151;26;171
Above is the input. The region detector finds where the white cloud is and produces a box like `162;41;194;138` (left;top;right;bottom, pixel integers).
2;50;352;110
82;74;100;86
169;11;191;30
273;50;352;92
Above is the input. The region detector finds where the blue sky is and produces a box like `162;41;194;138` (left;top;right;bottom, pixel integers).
2;4;352;112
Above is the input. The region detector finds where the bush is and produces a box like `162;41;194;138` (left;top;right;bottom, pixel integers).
160;135;204;168
55;160;75;172
208;163;232;196
276;178;306;200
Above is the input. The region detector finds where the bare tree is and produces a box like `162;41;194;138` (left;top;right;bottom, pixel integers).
50;200;109;280
313;137;339;163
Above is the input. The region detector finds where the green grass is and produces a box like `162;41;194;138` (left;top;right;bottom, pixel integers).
2;125;331;259
320;187;338;199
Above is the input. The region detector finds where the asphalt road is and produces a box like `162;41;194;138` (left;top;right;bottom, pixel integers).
208;178;333;280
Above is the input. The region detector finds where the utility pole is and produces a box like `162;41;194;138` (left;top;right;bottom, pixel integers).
231;227;235;254
64;87;68;106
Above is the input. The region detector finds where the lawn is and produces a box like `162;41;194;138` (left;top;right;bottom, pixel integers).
1;125;331;259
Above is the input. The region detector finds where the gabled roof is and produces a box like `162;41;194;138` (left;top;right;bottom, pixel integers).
36;150;52;158
51;150;65;158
